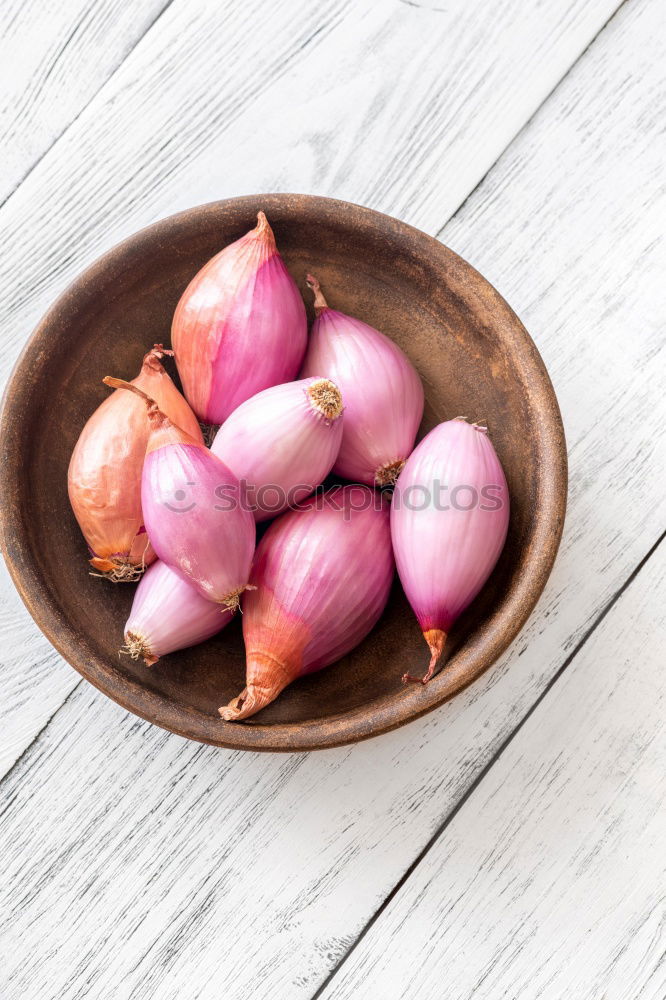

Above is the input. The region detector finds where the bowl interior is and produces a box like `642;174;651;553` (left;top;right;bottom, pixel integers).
1;195;566;750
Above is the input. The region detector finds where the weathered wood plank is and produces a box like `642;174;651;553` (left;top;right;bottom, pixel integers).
0;0;173;772
318;542;666;1000
0;0;170;204
0;1;663;997
0;584;76;778
0;0;621;368
0;0;622;774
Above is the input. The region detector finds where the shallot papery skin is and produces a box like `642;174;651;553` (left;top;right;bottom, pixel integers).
300;275;424;487
172;212;307;425
68;346;202;581
219;484;394;721
102;378;255;612
210;377;344;521
123;559;228;665
391;418;510;684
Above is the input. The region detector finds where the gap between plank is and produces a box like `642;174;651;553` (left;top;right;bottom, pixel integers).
0;0;177;215
309;528;666;1000
0;0;633;846
0;0;638;800
0;0;651;989
435;0;630;241
0;0;345;221
0;679;83;788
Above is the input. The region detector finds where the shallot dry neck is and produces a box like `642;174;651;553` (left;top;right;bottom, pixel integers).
251;211;276;250
102;376;169;428
142;343;174;374
306;273;329;314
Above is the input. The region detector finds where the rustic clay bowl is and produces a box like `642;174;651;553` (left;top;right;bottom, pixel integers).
0;194;566;752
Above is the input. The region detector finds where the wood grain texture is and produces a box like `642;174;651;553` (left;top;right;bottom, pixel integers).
319;540;666;1000
0;0;621;369
0;0;663;996
0;0;171;772
0;585;75;778
0;0;170;205
0;0;621;774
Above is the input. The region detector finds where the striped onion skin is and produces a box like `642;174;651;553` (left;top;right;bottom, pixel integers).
211;376;344;522
300;275;424;488
219;485;394;722
123;560;229;666
172;212;307;425
140;438;255;611
390;418;509;684
102;377;255;613
69;346;202;580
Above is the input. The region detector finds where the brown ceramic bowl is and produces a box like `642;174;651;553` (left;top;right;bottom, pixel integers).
0;194;566;752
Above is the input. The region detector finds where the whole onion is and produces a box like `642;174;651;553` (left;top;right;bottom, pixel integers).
219;485;394;721
210;376;344;521
391;418;510;683
68;346;202;581
300;275;424;487
172;212;307;425
103;378;255;613
123;560;229;665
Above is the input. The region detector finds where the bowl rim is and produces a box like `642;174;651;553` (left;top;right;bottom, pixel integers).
0;193;567;752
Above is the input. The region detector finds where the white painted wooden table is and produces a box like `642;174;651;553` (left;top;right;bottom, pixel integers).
1;1;664;997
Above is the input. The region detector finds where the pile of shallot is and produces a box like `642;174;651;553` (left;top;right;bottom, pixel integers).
68;212;510;722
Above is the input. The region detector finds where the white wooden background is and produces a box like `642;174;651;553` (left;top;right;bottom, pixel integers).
0;0;664;997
